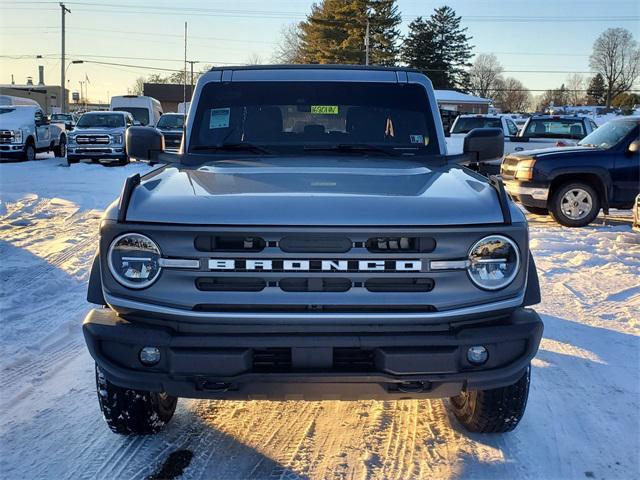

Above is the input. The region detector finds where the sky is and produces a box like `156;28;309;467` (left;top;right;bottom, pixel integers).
1;0;639;104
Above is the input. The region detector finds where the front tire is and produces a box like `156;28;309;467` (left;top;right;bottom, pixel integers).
448;365;530;433
95;365;177;435
53;137;66;157
549;182;600;227
21;140;36;161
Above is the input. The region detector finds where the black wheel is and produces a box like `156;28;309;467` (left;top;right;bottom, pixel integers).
21;141;36;161
67;156;79;164
53;137;66;157
448;365;530;433
95;365;177;435
523;205;549;216
549;182;600;227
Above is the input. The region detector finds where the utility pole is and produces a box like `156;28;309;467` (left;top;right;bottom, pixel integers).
60;2;71;112
183;22;187;111
365;18;370;66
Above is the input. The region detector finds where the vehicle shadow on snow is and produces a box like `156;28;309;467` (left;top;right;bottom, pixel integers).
443;313;639;480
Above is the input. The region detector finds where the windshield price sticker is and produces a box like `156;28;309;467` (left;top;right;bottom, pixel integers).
311;105;339;115
210;108;230;129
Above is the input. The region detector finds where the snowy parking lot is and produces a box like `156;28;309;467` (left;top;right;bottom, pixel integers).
0;156;638;480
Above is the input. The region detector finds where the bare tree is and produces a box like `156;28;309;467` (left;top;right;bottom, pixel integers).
246;53;263;65
494;77;531;113
589;27;640;107
128;77;145;95
272;23;303;64
566;73;586;105
468;53;503;99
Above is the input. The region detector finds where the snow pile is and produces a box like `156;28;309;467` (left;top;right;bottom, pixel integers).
0;157;638;479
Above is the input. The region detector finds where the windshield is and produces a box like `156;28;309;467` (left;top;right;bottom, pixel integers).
523;119;585;139
451;117;501;134
578;120;638;149
113;107;149;125
76;113;124;128
52;114;72;122
189;81;439;156
157;114;184;129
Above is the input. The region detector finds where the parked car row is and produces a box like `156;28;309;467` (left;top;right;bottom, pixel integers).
0;94;185;165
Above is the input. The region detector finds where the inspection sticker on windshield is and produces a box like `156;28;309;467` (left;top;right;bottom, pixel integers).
310;105;339;115
210;108;230;129
410;134;425;144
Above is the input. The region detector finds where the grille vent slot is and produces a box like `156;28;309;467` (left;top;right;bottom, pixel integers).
279;236;352;253
366;236;436;253
252;348;291;372
333;348;375;371
365;278;435;292
279;278;351;292
195;235;265;252
196;277;266;292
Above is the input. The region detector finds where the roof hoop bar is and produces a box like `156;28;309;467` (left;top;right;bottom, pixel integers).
117;173;141;223
489;175;512;225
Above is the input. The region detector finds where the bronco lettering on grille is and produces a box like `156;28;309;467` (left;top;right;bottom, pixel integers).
208;259;422;272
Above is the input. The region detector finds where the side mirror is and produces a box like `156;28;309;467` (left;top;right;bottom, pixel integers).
629;140;639;154
463;128;504;162
126;126;164;161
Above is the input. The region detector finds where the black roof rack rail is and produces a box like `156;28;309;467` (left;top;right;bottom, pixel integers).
117;173;141;223
489;175;512;225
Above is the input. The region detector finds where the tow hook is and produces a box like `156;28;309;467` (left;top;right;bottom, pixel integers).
196;379;232;392
397;381;430;393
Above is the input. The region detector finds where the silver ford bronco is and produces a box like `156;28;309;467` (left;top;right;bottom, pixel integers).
83;65;542;436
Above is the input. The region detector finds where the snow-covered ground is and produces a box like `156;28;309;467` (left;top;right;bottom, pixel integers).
1;156;638;480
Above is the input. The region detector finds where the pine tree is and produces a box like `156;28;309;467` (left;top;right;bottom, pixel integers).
298;0;401;66
586;73;606;105
402;6;473;90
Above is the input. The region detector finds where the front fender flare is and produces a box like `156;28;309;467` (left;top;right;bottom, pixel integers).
87;252;106;305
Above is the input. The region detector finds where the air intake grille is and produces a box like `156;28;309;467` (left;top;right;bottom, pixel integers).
252;348;291;372
195;277;266;292
365;278;434;292
333;348;375;371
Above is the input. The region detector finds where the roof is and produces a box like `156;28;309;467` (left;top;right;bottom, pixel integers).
207;64;422;73
434;90;492;104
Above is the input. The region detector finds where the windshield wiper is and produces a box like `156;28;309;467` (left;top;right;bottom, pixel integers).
191;142;273;154
303;143;400;156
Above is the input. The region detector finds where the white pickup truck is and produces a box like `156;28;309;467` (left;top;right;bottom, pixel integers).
446;114;598;175
0;105;67;161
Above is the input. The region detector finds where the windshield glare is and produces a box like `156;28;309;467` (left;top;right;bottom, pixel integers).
524;119;585;139
113;107;149;125
578;121;637;149
189;81;439;155
451;117;501;134
157;114;184;129
76;113;124;128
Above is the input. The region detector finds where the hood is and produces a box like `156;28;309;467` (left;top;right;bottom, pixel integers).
72;127;124;135
506;145;595;159
124;156;506;226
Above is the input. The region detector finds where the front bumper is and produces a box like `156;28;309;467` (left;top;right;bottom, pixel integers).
83;306;543;400
504;180;550;208
0;143;25;157
68;146;125;159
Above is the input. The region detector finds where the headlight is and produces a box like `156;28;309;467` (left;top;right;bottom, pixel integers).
68;135;76;144
467;235;520;290
13;129;23;143
514;159;536;180
112;134;123;144
107;233;161;289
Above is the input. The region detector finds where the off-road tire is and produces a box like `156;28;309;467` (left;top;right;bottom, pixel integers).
95;364;177;435
21;140;36;161
53;137;66;157
523;205;548;216
448;365;530;433
549;182;600;227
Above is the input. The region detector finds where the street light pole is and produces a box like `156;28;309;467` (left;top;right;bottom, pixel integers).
365;18;370;66
59;2;71;112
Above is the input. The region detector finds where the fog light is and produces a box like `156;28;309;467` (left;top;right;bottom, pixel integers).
139;347;161;366
467;346;488;365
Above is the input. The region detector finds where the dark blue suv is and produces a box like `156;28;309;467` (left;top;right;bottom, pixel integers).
502;117;640;227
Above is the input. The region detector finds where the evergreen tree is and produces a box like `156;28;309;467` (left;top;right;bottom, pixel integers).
402;6;473;90
298;0;401;66
586;73;606;105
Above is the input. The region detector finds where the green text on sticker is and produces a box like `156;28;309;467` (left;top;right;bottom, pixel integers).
311;105;339;115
